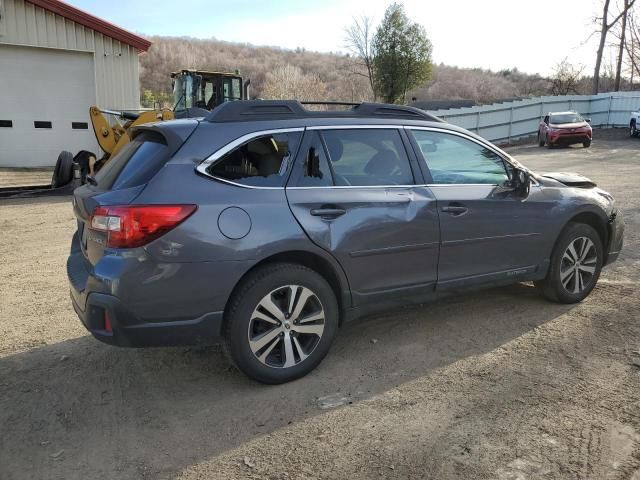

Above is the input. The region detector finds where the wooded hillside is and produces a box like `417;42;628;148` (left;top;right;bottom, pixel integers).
139;36;554;106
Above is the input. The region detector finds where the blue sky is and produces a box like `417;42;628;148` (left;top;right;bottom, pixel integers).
67;0;603;75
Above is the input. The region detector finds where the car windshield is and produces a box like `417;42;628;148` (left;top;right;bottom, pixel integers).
550;113;583;124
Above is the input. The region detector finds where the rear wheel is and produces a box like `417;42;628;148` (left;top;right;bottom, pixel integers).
51;151;74;188
224;263;339;384
535;223;603;304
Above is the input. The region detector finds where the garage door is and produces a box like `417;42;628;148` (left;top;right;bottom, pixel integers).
0;45;98;167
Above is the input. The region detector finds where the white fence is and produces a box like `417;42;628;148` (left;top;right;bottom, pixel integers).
425;91;640;143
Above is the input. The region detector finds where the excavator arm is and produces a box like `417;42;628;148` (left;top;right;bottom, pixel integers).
88;106;174;174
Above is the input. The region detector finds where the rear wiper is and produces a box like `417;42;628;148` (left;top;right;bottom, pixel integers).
85;175;98;186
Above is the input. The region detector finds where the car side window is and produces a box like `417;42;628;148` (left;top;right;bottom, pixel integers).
321;129;414;186
410;130;509;185
206;132;301;187
295;132;334;187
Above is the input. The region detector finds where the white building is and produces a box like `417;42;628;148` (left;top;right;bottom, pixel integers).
0;0;150;167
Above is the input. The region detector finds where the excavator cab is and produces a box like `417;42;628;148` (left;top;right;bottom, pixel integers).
171;70;249;117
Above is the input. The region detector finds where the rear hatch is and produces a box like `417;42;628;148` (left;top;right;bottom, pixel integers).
73;121;197;266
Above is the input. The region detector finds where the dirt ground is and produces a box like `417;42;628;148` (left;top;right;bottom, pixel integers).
1;129;639;480
0;167;53;188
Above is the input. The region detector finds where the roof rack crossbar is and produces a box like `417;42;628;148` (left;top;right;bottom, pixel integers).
205;100;443;123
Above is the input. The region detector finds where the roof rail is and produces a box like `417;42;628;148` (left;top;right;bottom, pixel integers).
204;100;443;123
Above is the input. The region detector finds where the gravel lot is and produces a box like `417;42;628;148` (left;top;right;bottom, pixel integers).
0;167;52;188
1;129;639;480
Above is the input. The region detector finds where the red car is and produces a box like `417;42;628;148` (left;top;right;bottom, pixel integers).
538;111;592;148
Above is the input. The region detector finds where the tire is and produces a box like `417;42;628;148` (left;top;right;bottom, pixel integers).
224;263;339;384
535;222;603;304
583;139;591;148
545;134;553;149
630;121;638;137
537;133;545;147
51;151;74;188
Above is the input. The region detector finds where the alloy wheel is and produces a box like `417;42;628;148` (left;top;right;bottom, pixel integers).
247;285;325;368
559;236;598;294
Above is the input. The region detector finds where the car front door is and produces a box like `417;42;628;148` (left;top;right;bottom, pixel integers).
407;127;547;290
286;127;440;306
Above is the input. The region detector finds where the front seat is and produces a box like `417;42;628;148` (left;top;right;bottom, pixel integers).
364;149;407;183
248;138;282;177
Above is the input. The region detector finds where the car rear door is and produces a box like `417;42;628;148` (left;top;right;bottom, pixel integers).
406;127;547;289
285;126;440;306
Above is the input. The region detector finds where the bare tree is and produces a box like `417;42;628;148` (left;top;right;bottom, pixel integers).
551;59;585;95
621;6;640;86
593;0;636;94
261;64;327;101
615;0;631;90
344;16;376;100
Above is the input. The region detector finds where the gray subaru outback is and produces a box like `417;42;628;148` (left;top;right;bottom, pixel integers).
68;101;624;383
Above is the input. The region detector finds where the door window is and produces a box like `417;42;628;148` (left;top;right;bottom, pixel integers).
410;130;509;185
295;132;334;187
321;129;414;186
223;77;242;101
207;131;301;187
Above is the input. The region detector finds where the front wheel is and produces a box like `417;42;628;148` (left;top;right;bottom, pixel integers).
630;121;638;137
538;132;545;147
545;134;554;148
583;139;591;148
224;263;339;384
535;223;603;304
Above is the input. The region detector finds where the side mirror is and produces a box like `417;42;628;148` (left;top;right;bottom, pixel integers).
515;169;531;196
494;168;530;197
585;117;591;123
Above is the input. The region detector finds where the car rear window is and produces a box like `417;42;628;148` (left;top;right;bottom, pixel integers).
94;131;170;190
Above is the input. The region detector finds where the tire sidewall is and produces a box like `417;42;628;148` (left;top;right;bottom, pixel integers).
51;151;74;188
225;264;339;384
548;223;603;303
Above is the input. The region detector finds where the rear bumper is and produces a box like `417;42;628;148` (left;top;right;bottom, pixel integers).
67;237;226;347
70;291;223;347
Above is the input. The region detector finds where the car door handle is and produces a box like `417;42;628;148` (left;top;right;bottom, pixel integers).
310;207;346;219
441;205;468;216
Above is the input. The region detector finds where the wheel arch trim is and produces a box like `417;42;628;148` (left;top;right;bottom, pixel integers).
223;247;352;325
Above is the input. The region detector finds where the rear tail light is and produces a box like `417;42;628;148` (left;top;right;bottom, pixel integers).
104;312;112;333
89;205;197;248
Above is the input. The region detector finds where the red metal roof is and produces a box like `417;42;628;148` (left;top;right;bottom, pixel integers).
26;0;151;52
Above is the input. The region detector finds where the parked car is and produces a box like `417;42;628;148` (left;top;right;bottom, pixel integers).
68;101;624;384
538;111;592;148
629;110;640;136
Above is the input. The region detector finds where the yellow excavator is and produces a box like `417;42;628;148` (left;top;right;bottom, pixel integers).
80;70;250;178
